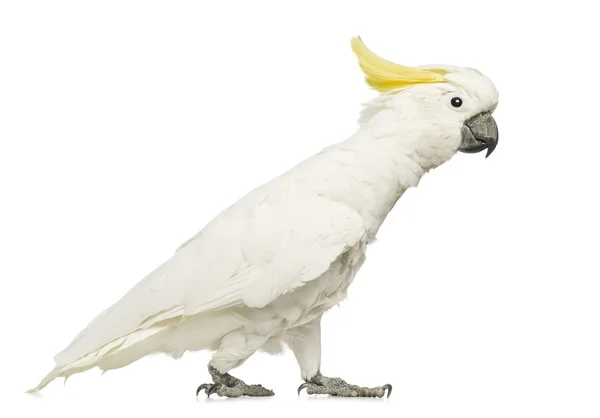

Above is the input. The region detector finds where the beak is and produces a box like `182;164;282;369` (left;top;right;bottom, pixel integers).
459;112;499;158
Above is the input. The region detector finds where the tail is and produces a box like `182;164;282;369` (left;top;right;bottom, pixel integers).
26;322;175;394
26;306;238;393
26;364;93;394
27;367;62;394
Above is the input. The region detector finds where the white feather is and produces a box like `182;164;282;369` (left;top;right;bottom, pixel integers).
28;66;499;393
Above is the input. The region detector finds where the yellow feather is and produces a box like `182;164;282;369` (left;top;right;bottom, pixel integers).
350;36;447;92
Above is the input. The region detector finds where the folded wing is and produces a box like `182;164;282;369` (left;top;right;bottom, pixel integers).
33;189;365;393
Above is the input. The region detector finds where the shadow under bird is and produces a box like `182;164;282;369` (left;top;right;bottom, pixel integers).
29;36;499;398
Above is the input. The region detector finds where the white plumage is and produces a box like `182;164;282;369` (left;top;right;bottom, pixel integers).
29;40;499;395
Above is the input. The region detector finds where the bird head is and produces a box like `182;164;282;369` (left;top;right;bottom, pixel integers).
351;37;499;169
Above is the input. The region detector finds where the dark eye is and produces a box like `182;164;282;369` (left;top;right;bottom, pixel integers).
450;97;463;108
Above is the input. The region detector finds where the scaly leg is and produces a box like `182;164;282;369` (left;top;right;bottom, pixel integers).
196;331;274;398
297;373;392;398
196;365;274;398
289;316;392;398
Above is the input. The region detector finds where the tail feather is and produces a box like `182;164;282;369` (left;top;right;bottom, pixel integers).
27;367;60;394
27;367;63;394
27;309;238;393
27;323;173;393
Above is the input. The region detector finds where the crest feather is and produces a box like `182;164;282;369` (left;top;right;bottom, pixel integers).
351;36;447;92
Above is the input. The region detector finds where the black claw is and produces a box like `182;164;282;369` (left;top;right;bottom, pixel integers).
297;382;308;395
206;384;220;398
383;384;392;398
196;383;211;397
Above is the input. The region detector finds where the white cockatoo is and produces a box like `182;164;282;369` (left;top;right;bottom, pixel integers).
29;37;499;398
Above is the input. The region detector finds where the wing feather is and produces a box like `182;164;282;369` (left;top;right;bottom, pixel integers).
240;193;365;307
54;189;365;367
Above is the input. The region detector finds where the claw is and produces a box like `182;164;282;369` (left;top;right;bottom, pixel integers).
297;382;308;395
196;383;211;397
206;384;220;398
383;384;392;398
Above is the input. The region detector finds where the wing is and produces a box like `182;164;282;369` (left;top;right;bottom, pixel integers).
239;191;366;307
53;189;366;367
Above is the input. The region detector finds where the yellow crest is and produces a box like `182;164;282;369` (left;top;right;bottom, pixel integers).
351;36;448;92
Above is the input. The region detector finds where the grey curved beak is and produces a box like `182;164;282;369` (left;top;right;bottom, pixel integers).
459;112;499;158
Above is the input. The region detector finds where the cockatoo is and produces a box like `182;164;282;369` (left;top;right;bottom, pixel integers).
29;37;499;398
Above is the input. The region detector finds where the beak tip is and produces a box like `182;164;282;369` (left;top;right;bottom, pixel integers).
484;143;497;158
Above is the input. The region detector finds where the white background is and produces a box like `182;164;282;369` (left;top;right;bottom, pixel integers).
1;1;599;417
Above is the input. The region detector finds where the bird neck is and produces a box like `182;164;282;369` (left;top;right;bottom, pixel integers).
317;125;430;239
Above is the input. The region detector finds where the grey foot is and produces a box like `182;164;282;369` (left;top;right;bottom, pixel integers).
297;373;392;398
196;365;274;398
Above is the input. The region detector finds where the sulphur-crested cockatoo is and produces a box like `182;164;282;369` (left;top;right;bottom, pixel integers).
29;37;499;398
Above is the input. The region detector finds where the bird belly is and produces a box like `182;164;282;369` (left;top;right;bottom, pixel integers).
144;243;367;360
262;242;367;346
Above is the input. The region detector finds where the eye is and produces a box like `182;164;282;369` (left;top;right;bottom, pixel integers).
450;97;463;108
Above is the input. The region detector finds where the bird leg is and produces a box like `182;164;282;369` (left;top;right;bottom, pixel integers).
196;365;274;398
298;372;392;398
289;317;391;398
